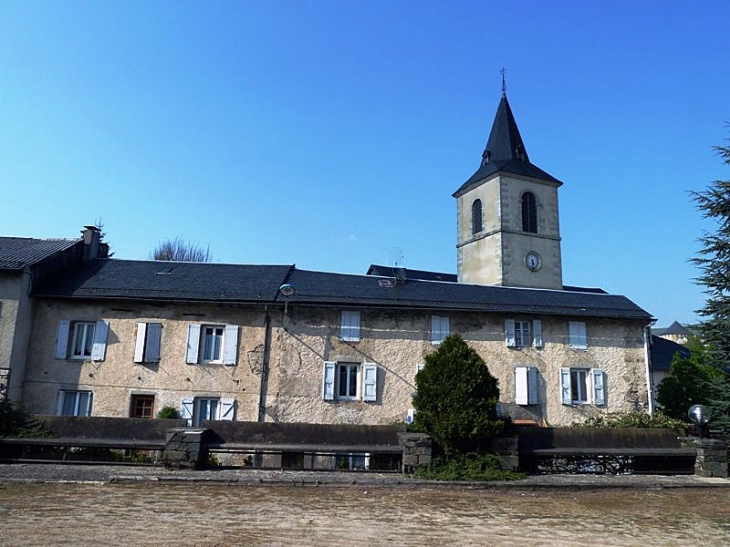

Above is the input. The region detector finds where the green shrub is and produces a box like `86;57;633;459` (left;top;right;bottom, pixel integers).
157;406;181;419
416;453;524;481
574;411;685;430
412;334;503;456
0;399;55;438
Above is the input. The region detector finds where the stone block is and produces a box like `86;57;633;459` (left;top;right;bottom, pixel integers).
418;455;431;466
402;455;419;466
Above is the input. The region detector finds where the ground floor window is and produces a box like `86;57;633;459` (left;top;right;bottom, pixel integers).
194;398;219;427
130;395;155;418
334;452;370;470
58;390;92;416
180;396;236;426
560;367;605;406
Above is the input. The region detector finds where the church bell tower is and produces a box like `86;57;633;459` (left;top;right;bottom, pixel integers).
454;89;563;290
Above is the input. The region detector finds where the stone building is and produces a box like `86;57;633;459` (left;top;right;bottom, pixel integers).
8;91;655;426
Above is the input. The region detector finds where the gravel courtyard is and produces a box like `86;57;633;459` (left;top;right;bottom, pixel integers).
1;465;729;546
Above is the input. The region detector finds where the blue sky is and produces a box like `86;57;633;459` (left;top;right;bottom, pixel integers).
1;1;728;328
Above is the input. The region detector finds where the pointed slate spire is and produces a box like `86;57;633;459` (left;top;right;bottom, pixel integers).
483;93;529;165
453;90;562;198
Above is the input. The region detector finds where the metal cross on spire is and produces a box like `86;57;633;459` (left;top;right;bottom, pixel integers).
500;68;507;95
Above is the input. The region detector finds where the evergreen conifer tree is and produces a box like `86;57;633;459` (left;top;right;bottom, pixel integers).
691;134;730;428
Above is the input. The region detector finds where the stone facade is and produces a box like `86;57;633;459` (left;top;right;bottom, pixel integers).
20;294;650;428
22;299;268;423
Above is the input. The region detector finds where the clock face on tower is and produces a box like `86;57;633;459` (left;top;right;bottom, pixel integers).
525;252;541;272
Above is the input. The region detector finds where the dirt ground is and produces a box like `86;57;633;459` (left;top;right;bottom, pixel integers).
1;482;729;546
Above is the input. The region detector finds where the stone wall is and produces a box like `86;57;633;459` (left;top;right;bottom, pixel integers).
163;428;208;470
398;432;432;473
679;437;729;478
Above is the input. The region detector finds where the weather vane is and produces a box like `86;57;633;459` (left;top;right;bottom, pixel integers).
500;68;507;95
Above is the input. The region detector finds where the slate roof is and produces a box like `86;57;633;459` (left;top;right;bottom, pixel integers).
33;259;294;303
281;268;652;320
663;321;692;336
454;93;562;197
651;335;691;372
366;264;457;283
367;264;608;295
0;237;80;270
32;259;652;321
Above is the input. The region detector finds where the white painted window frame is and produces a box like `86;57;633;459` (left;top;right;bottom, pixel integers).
57;390;93;416
569;321;588;350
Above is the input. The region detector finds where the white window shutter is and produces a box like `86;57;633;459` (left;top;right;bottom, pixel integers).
55;320;70;359
363;363;378;402
56;391;65;415
505;319;516;347
222;324;239;365
560;368;572;405
322;361;336;400
527;367;539;404
416;363;425;374
180;397;194;426
82;392;93;416
145;323;162;362
592;368;605;405
91;321;109;361
430;316;449;344
515;366;528;405
220;398;236;421
351;311;361;341
569;321;588;349
134;323;147;363
185;324;201;364
532;320;543;348
341;311;361;342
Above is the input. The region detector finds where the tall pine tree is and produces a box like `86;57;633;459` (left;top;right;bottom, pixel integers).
691;133;730;428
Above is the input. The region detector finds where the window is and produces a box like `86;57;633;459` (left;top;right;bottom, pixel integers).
180;396;235;427
130;395;155;418
185;324;239;365
134;323;162;363
430;315;450;345
322;361;378;402
522;191;538;233
505;319;542;348
334;453;370;470
58;390;92;416
560;368;605;405
515;366;538;405
569;321;588;350
340;311;361;342
54;320;109;361
471;199;483;234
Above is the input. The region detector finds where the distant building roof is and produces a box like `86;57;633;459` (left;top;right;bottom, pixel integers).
651;335;691;372
662;321;692;336
0;237;80;271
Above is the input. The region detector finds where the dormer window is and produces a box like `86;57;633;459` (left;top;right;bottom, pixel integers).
522;192;538;233
471;199;483;235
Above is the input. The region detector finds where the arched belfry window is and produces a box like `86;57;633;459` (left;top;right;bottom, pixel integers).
522;192;538;233
471;199;483;235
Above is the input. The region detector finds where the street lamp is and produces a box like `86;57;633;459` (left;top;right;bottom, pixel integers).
688;404;711;438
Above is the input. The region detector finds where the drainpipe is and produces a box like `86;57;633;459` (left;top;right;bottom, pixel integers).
643;323;655;414
257;306;272;422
